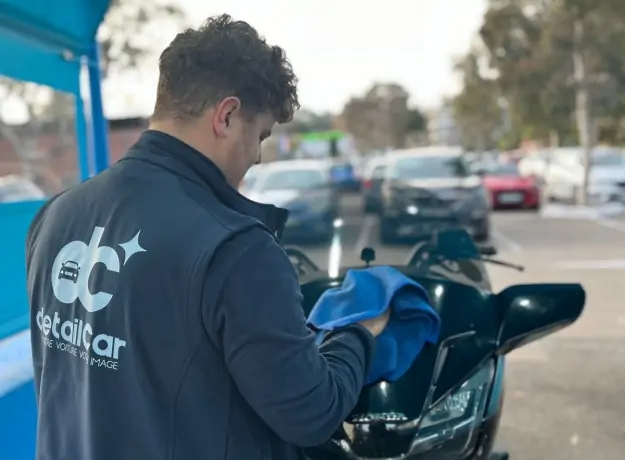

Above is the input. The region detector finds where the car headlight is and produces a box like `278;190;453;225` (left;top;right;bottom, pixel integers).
407;361;495;457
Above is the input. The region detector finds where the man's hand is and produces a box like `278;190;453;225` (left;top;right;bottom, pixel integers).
358;309;391;337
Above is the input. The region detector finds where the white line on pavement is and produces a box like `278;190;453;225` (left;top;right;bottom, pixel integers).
541;202;625;219
555;259;625;270
327;233;343;278
353;214;376;254
594;218;625;233
491;227;522;253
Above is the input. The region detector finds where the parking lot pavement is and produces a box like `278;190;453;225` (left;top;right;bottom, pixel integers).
293;194;625;460
486;211;625;459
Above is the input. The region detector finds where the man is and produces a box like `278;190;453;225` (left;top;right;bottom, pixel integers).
26;14;389;460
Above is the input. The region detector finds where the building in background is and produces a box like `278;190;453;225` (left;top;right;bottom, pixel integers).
0;117;147;194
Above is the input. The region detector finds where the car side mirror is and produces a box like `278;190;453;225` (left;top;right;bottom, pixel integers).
495;283;585;354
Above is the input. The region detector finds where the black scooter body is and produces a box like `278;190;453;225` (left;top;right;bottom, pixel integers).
286;227;584;460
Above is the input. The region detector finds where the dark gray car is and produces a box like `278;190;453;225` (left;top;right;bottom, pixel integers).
378;150;491;244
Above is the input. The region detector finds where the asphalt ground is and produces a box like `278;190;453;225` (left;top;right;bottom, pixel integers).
292;193;625;460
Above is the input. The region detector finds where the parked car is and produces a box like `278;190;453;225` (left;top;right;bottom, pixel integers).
238;164;263;194
517;149;552;184
361;157;387;213
481;162;541;210
542;147;625;203
378;148;491;243
0;175;45;202
330;159;361;192
241;160;339;242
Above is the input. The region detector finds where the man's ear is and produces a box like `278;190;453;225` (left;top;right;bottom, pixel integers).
213;97;241;137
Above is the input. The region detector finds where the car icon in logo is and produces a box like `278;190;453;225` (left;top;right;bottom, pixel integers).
58;260;80;283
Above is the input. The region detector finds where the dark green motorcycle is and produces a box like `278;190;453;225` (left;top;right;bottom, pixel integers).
286;227;585;460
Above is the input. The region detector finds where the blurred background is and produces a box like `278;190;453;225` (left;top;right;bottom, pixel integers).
1;1;625;459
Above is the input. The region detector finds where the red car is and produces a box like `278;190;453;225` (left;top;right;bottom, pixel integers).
481;163;541;210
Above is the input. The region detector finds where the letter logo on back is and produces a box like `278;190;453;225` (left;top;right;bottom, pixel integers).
51;226;146;312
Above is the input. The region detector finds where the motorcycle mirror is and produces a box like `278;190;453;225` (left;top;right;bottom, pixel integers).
478;245;497;256
495;283;585;355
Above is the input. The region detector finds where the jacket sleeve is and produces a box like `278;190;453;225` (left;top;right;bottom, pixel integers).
201;229;375;447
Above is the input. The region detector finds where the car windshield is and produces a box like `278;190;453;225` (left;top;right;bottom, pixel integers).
261;168;327;191
487;163;519;176
391;155;470;179
370;164;386;179
364;160;385;176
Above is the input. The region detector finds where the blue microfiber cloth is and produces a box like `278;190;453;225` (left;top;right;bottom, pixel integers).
308;266;440;385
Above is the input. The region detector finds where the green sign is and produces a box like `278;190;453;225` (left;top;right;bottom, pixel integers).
298;130;345;141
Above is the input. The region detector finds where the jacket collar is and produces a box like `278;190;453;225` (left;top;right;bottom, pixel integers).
124;130;288;238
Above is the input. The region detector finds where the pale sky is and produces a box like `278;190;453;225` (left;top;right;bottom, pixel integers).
104;0;488;118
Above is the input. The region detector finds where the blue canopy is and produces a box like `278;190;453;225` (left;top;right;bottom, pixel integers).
0;0;112;339
0;0;111;93
1;3;114;459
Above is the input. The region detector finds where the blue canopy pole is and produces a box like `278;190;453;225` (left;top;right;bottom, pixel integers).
74;94;91;180
88;40;109;174
76;55;95;180
75;63;91;181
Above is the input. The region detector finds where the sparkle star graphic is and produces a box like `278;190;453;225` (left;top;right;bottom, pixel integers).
118;231;146;265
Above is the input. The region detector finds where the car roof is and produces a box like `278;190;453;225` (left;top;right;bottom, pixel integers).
260;159;331;172
363;157;388;174
386;146;464;160
0;175;45;196
0;174;38;185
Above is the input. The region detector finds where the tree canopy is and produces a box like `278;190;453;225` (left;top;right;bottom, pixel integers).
452;0;625;148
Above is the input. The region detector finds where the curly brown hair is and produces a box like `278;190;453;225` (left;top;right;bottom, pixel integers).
152;14;299;124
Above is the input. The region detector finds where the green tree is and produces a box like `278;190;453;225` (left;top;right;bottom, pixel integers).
478;1;577;144
452;52;504;150
459;0;625;202
341;82;426;151
476;0;625;146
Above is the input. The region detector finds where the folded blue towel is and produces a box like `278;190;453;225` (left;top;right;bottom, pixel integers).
308;266;440;385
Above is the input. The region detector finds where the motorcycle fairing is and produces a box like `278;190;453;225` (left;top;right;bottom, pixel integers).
300;270;502;422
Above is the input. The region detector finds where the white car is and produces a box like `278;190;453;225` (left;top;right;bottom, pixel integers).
0;175;46;202
542;147;625;203
517;149;552;183
238;164;265;194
